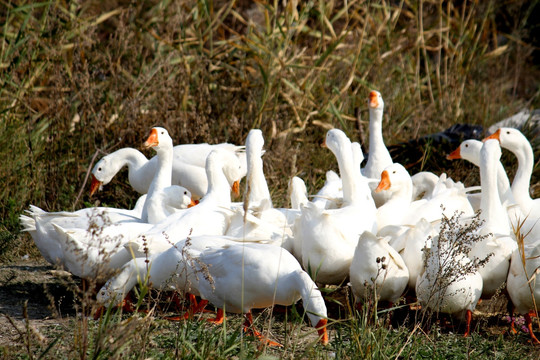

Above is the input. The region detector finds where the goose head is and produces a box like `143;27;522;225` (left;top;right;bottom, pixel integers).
368;90;384;111
143;127;173;153
246;129;265;156
90;156;116;195
219;151;244;197
484;127;529;152
324;129;352;158
289;176;308;209
447;139;482;162
375;163;410;193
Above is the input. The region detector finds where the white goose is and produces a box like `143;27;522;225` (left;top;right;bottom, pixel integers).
363;90;393;207
416;230;483;337
194;243;328;346
226;130;293;250
91;142;247;200
96;235;271;309
349;231;409;305
140;127;196;224
485;128;540;241
297;129;377;284
468;139;517;297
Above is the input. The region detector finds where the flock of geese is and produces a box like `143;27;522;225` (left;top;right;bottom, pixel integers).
20;91;540;345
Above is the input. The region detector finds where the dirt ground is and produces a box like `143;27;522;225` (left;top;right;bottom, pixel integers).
0;259;78;347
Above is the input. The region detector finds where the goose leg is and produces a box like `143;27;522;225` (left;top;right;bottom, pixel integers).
243;312;282;347
525;313;540;345
463;309;472;337
207;308;225;324
165;294;207;321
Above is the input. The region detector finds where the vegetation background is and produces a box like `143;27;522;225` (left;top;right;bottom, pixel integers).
0;0;539;358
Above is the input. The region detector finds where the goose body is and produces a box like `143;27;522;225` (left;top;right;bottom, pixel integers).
96;235;272;306
298;129;377;284
411;172;440;200
194;243;328;344
51;221;154;279
311;170;343;210
400;218;437;289
349;231;409;304
416;233;483;336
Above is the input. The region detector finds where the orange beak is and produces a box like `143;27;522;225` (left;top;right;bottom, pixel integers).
188;199;198;208
483;129;501;142
375;170;391;193
143;128;159;148
316;318;328;345
90;174;102;196
321;138;327;148
368;91;379;108
446;146;461;160
231;180;240;198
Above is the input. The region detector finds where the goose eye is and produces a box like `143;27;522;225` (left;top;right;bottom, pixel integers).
98;167;102;171
184;191;187;195
506;131;510;134
393;171;396;174
465;144;468;147
161;131;165;135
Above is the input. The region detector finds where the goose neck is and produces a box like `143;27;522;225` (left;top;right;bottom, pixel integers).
114;148;148;172
246;149;272;207
511;142;534;209
369;108;384;144
205;156;232;206
335;145;359;205
294;270;327;328
147;147;173;194
480;151;509;233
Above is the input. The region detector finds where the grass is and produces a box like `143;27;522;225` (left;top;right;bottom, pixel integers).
1;0;539;358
